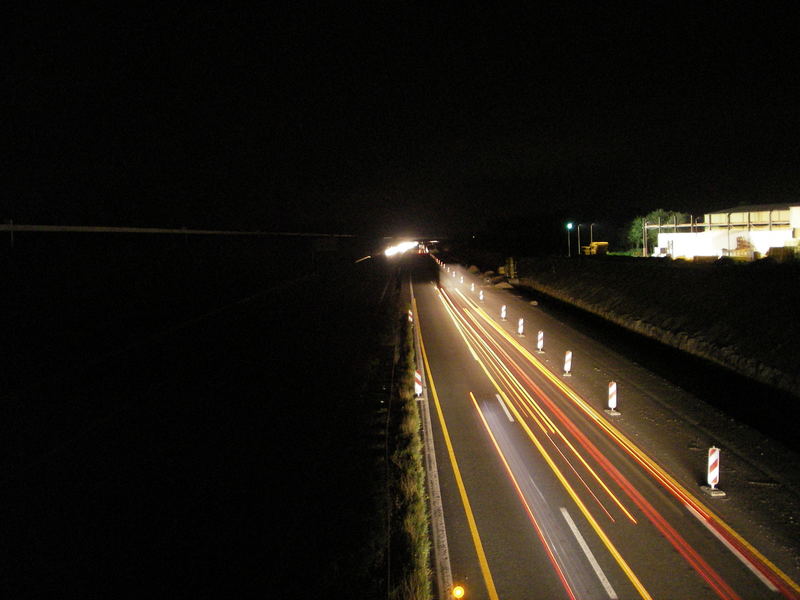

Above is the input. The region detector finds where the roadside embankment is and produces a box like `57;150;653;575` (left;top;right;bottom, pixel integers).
386;305;432;600
512;256;800;397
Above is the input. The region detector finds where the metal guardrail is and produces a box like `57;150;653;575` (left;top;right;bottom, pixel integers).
0;223;355;237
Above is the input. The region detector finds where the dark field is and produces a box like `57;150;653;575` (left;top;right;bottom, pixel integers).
1;233;394;597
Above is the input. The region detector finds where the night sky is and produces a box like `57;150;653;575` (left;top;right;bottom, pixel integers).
7;4;800;242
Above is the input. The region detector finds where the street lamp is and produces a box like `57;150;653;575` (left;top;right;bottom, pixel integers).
566;222;573;257
589;222;595;244
577;223;582;255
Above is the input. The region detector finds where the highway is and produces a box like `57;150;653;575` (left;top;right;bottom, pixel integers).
412;257;800;600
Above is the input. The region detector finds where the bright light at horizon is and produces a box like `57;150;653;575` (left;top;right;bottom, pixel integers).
384;240;418;257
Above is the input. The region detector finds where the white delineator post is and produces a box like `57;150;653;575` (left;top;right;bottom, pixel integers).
605;381;620;416
500;305;507;321
471;282;475;292
479;290;484;302
537;330;544;353
563;350;572;376
415;370;423;397
460;275;464;284
408;309;413;323
702;446;726;497
517;318;524;336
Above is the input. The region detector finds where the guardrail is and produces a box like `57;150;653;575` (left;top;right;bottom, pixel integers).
0;222;355;247
0;223;354;236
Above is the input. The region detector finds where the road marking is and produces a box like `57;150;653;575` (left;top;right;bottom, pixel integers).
443;289;652;599
561;507;619;599
475;395;577;598
685;503;779;592
496;393;515;422
410;290;454;598
459;289;800;595
529;475;546;502
417;304;500;600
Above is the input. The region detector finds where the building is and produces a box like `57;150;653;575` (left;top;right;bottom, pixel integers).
652;203;800;260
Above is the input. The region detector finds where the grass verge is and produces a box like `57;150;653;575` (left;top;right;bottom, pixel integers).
387;305;432;600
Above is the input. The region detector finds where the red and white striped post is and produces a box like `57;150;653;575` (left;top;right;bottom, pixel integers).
605;381;620;416
563;350;572;376
414;370;423;397
707;447;720;488
536;330;544;353
500;305;507;321
702;446;726;497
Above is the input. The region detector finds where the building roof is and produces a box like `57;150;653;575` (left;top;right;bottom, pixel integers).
706;203;797;214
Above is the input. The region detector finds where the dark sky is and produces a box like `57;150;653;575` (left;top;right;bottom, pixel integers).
6;4;800;240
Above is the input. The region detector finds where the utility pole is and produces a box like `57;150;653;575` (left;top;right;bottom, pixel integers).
642;220;648;257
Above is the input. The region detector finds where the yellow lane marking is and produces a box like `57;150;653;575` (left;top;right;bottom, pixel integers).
469;392;577;597
462;307;638;524
459;289;800;595
443;299;652;599
414;296;500;600
442;290;637;524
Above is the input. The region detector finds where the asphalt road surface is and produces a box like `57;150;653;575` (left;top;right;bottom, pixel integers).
413;256;800;600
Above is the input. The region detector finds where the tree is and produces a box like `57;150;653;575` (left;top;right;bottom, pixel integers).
626;216;646;250
626;209;690;253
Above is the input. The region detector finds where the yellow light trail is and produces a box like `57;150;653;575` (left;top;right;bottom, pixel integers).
437;294;552;435
440;297;620;522
440;288;637;524
457;302;638;524
454;286;800;598
436;288;653;600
